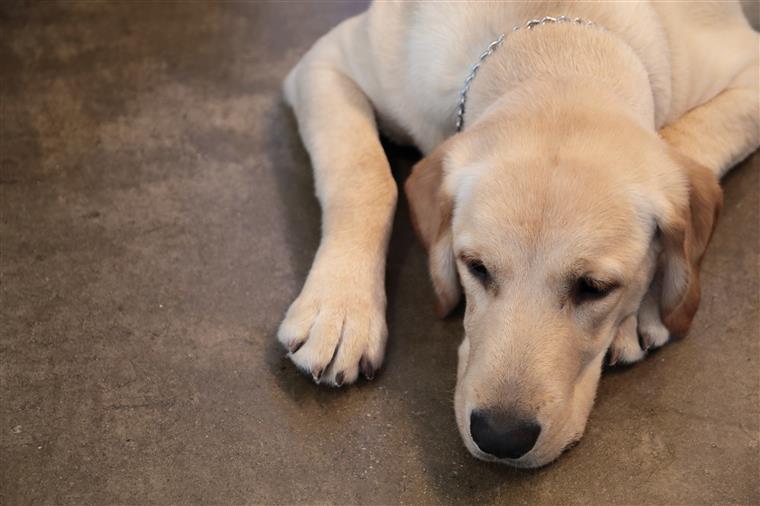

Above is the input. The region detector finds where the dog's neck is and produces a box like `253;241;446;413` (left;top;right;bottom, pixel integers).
463;22;657;133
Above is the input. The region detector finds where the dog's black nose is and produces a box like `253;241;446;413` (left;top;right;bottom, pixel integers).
470;410;541;459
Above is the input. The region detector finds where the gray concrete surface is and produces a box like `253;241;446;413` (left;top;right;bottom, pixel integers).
1;2;758;504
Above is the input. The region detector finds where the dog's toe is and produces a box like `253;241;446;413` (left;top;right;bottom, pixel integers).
636;288;672;350
608;314;646;365
638;317;670;350
322;317;386;386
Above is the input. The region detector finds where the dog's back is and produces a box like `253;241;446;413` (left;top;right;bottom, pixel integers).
351;1;756;151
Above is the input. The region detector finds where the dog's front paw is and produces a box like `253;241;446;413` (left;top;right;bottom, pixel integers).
608;292;672;366
636;287;671;351
608;313;645;366
277;275;387;386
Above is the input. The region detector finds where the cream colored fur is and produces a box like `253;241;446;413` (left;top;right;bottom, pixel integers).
279;1;758;467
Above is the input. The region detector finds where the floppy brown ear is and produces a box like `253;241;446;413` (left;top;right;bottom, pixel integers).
658;151;723;338
404;141;461;317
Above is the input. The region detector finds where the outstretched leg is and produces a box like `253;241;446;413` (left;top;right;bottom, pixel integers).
278;20;397;386
608;59;758;365
660;63;759;179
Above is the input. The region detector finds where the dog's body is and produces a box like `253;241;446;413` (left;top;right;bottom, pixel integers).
280;1;758;467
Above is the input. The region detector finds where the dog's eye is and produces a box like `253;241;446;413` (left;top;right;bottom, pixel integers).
573;276;618;304
466;259;490;284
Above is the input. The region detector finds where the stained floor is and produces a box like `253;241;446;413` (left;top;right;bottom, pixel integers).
1;2;758;504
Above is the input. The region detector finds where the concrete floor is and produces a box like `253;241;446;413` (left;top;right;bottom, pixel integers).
1;1;758;504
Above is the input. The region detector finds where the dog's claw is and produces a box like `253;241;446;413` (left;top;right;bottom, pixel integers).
638;332;652;351
312;368;323;383
607;347;621;366
334;371;344;387
360;356;375;380
289;340;304;353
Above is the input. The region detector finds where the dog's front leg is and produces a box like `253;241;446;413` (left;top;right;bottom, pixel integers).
659;61;759;179
608;56;758;366
278;56;397;386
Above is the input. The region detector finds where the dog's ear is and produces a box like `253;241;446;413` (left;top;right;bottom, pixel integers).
404;140;461;317
656;151;723;338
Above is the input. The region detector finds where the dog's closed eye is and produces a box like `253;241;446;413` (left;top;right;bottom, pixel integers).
465;258;491;285
572;276;619;304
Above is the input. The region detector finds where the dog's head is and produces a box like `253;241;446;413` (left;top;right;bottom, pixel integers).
405;107;721;467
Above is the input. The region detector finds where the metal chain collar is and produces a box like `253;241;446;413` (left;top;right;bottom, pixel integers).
455;16;599;132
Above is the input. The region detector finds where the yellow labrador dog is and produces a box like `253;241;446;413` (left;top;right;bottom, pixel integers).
279;1;758;467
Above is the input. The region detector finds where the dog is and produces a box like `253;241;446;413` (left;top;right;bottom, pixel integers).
278;1;759;467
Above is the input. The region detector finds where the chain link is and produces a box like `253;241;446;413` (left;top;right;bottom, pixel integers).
455;16;599;132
